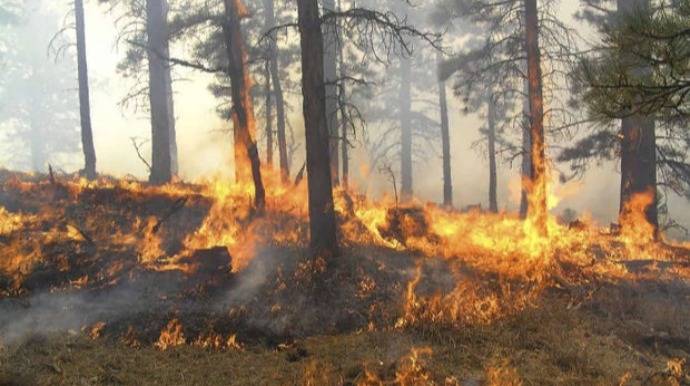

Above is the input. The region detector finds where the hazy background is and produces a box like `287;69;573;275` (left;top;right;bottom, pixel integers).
2;0;689;236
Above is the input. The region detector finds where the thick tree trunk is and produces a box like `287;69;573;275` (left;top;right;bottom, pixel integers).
263;0;289;181
322;0;339;186
488;94;498;213
438;53;452;207
146;0;178;184
264;63;273;167
617;0;658;234
619;117;657;230
75;0;96;180
524;0;547;234
297;0;339;259
400;57;413;200
222;0;266;210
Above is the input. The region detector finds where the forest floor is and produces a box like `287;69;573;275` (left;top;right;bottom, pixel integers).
0;171;689;385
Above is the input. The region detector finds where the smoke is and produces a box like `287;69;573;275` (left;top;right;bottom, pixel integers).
1;1;689;234
0;276;183;347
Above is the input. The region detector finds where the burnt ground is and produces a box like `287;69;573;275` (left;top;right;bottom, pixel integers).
0;172;689;385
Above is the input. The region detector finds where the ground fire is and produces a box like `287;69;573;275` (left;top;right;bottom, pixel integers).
3;0;690;384
1;167;690;384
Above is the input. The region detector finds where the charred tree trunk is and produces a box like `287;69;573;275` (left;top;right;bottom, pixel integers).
438;53;452;207
263;0;289;181
297;0;339;259
323;0;339;186
338;4;349;189
519;78;531;218
75;0;96;180
524;0;547;234
619;118;657;230
146;0;178;184
488;93;498;213
222;0;266;210
264;62;273;167
400;57;413;200
617;0;658;234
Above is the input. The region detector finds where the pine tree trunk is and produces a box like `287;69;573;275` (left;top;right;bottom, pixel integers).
297;0;339;259
222;0;266;210
438;52;452;207
617;0;658;234
338;2;349;189
263;0;289;181
146;0;177;184
488;93;498;213
400;57;413;200
519;78;531;218
322;0;339;186
524;0;547;234
75;0;96;180
619;117;657;229
264;63;273;167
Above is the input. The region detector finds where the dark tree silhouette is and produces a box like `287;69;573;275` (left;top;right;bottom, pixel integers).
296;0;339;259
74;0;97;180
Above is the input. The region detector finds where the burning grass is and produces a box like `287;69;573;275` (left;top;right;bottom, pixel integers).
0;170;690;384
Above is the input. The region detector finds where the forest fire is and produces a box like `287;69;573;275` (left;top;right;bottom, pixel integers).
3;0;690;383
0;171;686;321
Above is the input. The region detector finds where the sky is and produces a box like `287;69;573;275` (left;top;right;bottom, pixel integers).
4;0;690;237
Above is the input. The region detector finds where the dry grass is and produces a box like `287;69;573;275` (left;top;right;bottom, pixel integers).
1;297;685;386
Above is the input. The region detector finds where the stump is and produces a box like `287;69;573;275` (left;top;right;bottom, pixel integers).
377;207;430;245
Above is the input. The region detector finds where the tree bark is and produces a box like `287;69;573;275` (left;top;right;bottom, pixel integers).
400;57;413;200
322;0;339;186
519;78;531;218
75;0;96;180
438;52;452;207
264;62;273;167
619;117;657;230
488;93;498;213
617;0;658;234
338;1;349;189
263;0;289;181
297;0;339;259
524;0;547;234
146;0;178;184
222;0;266;210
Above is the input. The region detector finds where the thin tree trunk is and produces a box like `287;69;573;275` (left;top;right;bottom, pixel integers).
297;0;339;259
263;0;289;181
323;0;339;186
617;0;658;234
146;0;177;184
222;0;266;210
519;78;531;218
487;93;498;213
75;0;96;180
438;52;452;207
338;0;349;189
400;57;413;200
264;62;273;167
524;0;547;234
